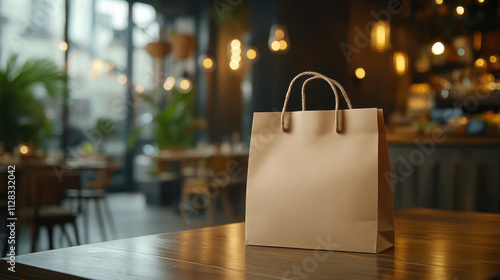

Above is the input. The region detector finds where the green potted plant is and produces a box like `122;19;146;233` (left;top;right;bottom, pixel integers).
0;54;66;153
129;86;207;150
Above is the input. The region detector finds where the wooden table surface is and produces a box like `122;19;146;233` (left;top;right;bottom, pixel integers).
2;208;500;279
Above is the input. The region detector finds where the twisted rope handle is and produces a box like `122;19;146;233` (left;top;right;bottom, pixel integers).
301;76;353;111
281;71;352;133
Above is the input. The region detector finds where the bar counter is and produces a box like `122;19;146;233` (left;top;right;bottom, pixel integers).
387;132;500;146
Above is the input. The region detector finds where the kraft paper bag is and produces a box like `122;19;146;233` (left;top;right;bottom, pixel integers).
245;71;394;253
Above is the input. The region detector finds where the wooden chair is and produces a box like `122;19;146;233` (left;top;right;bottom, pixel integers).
18;168;81;252
66;161;119;242
180;156;236;224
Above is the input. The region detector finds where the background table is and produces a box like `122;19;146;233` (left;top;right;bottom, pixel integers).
2;208;500;279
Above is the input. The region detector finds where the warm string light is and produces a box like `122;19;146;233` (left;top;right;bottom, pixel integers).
269;24;289;53
456;6;464;16
435;0;443;4
229;39;241;70
161;76;192;92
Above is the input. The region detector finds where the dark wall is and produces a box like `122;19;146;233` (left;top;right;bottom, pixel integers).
251;0;352;114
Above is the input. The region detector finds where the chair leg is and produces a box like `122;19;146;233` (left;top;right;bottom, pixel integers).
71;221;80;246
30;226;39;253
60;224;73;246
94;198;108;241
82;199;89;244
47;226;54;250
102;196;117;239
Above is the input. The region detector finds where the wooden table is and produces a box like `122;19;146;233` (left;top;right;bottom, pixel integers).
2;208;500;279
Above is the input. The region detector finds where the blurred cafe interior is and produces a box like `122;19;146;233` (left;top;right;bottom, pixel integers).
1;0;500;255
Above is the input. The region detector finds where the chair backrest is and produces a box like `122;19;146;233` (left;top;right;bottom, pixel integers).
34;173;81;206
22;167;80;207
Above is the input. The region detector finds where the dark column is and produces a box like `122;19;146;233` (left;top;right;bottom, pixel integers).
195;1;209;140
124;0;136;191
61;0;70;154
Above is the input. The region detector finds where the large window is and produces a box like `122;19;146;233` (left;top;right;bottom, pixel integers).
0;0;158;190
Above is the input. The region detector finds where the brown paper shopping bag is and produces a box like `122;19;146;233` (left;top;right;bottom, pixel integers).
245;71;394;253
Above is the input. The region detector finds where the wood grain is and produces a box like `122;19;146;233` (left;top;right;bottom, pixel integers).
2;208;500;279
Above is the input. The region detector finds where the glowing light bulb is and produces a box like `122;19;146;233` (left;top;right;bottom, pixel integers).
456;6;464;15
275;29;285;40
394;52;407;75
231;54;241;62
229;61;239;70
246;48;257;60
117;74;127;85
179;78;191;92
370;21;390;52
203;58;213;69
475;58;486;68
355;68;366;79
19;145;29;155
279;40;288;50
271;41;280;52
59;41;68;52
135;84;145;94
91;59;105;77
163;76;175;91
431;42;445;55
230;39;241;49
